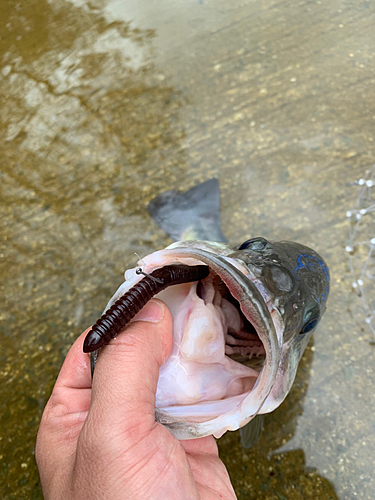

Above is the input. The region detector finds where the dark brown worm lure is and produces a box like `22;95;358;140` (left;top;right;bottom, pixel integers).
83;264;209;353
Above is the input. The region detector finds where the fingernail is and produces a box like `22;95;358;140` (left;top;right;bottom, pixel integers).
133;299;165;323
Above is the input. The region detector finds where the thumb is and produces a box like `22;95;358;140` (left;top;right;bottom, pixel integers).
87;298;173;435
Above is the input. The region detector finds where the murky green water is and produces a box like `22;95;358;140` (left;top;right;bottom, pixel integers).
1;0;375;498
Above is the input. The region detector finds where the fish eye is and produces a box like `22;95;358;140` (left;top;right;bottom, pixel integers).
239;237;269;251
301;317;319;334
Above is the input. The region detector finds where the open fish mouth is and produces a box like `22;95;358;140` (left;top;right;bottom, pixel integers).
103;244;280;439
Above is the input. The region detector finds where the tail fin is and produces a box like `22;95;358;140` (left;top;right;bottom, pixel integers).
147;178;227;242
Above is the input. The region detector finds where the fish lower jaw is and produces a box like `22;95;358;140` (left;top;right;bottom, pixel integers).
112;246;279;439
138;251;272;438
152;281;266;438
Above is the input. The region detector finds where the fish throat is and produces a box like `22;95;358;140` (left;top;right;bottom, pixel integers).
153;262;267;421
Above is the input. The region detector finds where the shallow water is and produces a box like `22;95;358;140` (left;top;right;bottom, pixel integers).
1;0;375;498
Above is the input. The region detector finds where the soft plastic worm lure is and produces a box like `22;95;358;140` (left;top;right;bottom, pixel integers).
83;264;209;353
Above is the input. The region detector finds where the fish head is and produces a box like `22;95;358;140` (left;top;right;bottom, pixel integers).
104;238;329;439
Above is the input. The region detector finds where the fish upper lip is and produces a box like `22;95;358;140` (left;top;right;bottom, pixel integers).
153;245;281;436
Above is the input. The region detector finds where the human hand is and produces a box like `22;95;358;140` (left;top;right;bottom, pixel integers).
36;299;237;500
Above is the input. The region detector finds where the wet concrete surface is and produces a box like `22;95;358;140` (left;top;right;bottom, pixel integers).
1;0;375;498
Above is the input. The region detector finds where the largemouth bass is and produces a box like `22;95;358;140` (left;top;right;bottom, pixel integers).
85;179;329;444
